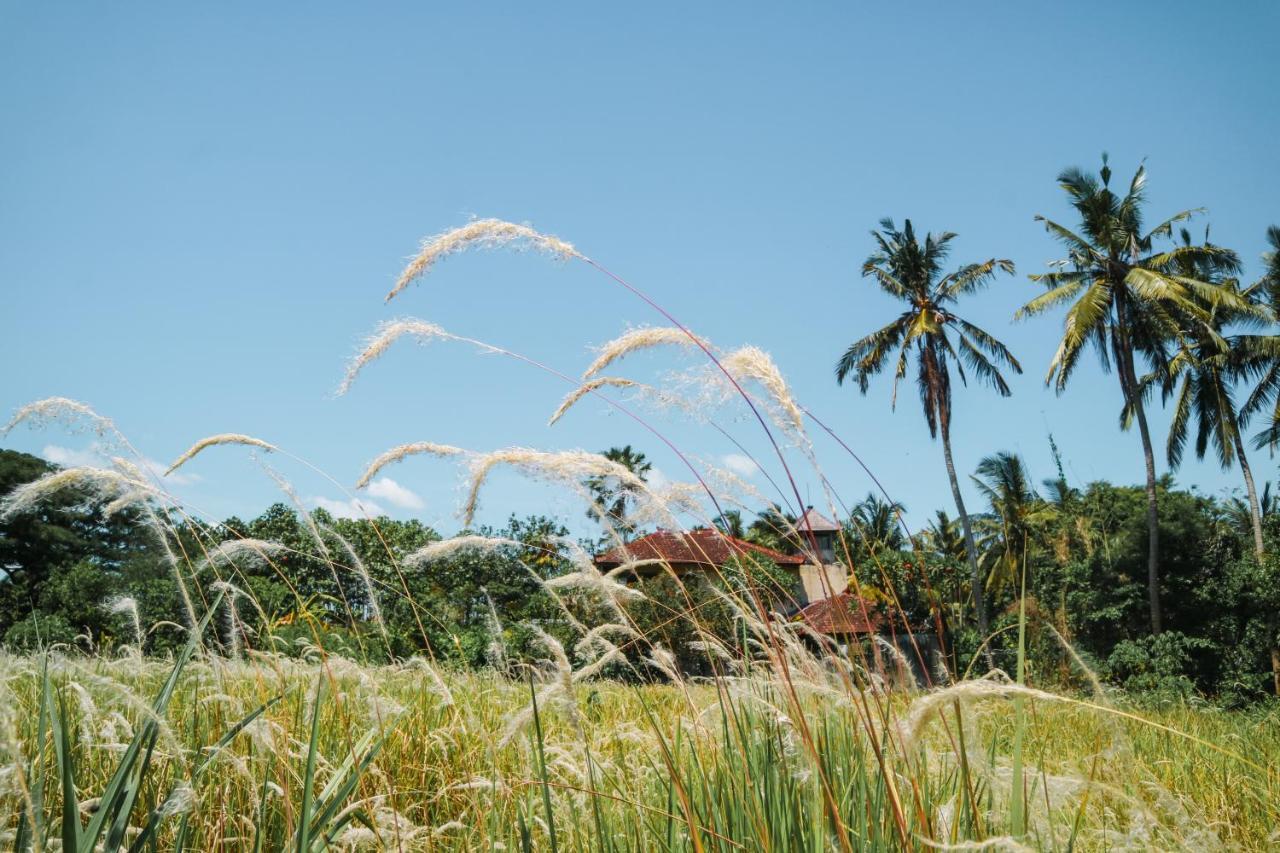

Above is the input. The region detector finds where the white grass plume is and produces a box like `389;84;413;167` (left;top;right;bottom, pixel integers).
322;523;389;646
582;327;709;380
166;434;278;476
718;346;807;439
404;535;521;567
461;448;652;527
200;538;286;571
356;440;465;489
547;377;638;426
339;318;454;395
105;596;144;653
3;397;120;442
543;536;644;619
386;219;578;302
0;467;156;522
210;581;246;659
899;675;1070;750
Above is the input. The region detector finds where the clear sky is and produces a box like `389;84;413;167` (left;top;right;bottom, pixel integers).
2;2;1278;539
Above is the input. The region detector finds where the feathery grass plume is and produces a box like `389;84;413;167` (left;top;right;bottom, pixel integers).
544;537;644;620
873;635;918;690
404;535;521;567
339;318;455;396
484;593;509;673
547;376;638;426
500;626;584;746
356;440;466;489
461;447;654;527
386;218;578;303
0;466;155;521
716;346;808;440
400;656;456;707
581;326;710;380
200;538;287;571
165;433;278;476
3;396;121;441
210;581;246;659
105;596;144;655
322;523;389;646
899;675;1071;750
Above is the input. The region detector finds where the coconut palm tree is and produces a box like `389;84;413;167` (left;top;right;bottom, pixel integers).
1239;227;1280;451
584;445;651;538
714;509;746;540
1016;156;1247;634
846;492;907;561
919;510;967;564
1234;225;1280;696
1154;230;1263;557
836;218;1019;646
972;452;1047;595
746;504;798;553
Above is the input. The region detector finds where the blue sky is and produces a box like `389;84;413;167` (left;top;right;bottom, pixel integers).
2;2;1278;538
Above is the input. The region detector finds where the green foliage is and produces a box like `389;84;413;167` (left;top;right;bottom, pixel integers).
1107;631;1213;698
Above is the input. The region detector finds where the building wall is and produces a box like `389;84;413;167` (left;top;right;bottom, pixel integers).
798;563;848;605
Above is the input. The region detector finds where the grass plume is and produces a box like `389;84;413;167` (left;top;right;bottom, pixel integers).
385;218;578;302
165;434;279;476
356;440;466;489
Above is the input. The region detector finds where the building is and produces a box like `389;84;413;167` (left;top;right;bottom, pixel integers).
594;527;803;577
593;516;847;610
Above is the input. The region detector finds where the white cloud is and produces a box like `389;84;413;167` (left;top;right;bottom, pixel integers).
42;444;200;485
362;477;425;510
311;496;386;519
721;453;759;477
647;467;671;490
42;444;100;468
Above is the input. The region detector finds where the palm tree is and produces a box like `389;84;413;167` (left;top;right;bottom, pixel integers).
1155;230;1263;557
919;510;966;564
836;218;1020;647
714;509;746;540
584;445;651;538
1235;225;1280;696
1239;227;1280;450
846;492;907;561
972;452;1046;595
1016;156;1247;634
746;504;798;553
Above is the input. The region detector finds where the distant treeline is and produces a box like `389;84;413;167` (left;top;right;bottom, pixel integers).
2;446;1278;704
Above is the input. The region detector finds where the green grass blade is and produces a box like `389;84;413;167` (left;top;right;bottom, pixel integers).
295;675;325;853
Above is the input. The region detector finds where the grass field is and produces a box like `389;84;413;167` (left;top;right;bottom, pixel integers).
2;641;1277;851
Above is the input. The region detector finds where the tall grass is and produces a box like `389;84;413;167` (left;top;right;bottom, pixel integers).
1;218;1277;850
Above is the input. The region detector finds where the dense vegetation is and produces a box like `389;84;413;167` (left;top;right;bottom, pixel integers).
3;155;1279;849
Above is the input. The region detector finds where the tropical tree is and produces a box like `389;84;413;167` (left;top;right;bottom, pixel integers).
846;492;907;561
1016;156;1247;634
745;504;798;553
1235;225;1280;695
1239;227;1280;450
972;452;1046;595
836;218;1019;646
713;509;746;539
1154;229;1264;557
584;445;651;538
919;510;966;564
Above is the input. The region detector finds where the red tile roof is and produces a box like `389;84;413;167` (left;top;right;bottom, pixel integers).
594;528;804;568
795;592;883;635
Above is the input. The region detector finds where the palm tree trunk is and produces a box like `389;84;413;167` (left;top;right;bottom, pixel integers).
1233;432;1266;560
1235;433;1280;695
1114;295;1163;635
941;422;989;653
1130;391;1163;635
